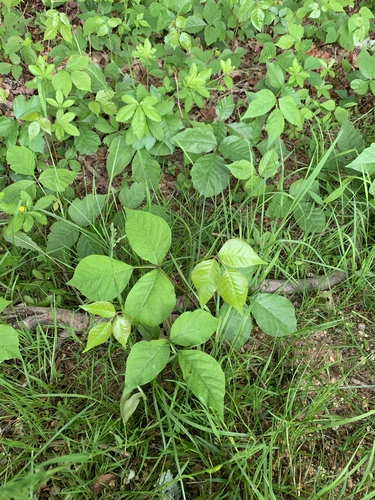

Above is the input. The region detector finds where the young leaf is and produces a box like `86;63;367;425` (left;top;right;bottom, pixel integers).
178;350;225;417
252;294;297;337
0;325;22;362
191;259;221;307
82;322;112;352
218;239;266;268
242;89;276;119
67;255;133;301
218;269;248;311
216;95;235;121
120;391;144;425
266;108;285;145
226;160;255;180
124;269;176;326
112;316;132;349
125;208;171;265
80;301;116;318
170;310;218;347
191;153;229;197
258;150;279;178
171;128;217;154
124;339;170;395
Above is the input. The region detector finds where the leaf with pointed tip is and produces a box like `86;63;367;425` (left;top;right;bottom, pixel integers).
191;259;221;307
170;310;218;347
83;322;112;352
218;239;266;268
217;269;248;311
179;350;225;417
252;293;297;337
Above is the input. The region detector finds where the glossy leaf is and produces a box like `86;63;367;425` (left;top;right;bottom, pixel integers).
218;239;266;267
80;301;116;318
191;153;229;197
191;259;221;306
112;316;132;349
171;128;217;153
242;89;276;119
217;268;248;311
82;322;112;352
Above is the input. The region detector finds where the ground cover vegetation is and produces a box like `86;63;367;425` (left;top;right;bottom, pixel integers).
0;0;375;497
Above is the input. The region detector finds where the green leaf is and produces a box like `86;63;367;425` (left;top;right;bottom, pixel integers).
67;255;133;301
217;269;248;312
71;70;91;92
191;259;221;307
250;6;265;31
124;270;176;326
74;127;101;155
242;89;276;119
6;145;35;175
226;160;255;180
66;54;89;72
357;49;375;80
170;310;218;347
52;71;72;97
80;301;116;318
13;94;41;120
278;96;302;128
68;194;106;228
39;169;78;192
219;136;253;162
191;153;229;197
219;303;252;349
218;239;266;267
82;322;112;352
0;324;22;362
266;61;285;89
112;316;131;349
0;298;12;313
125;208;171;265
3;231;42;252
293;202;326;234
106;135;135;178
337;121;365;155
119;182;146;209
252;294;297;337
266;108;285;144
172;128;217;153
216;95;235;121
345;143;375;175
120;391;143;425
132;151;161;191
179;350;225;417
258;150;279;178
46;221;79;257
124;339;170;395
132;107;146;139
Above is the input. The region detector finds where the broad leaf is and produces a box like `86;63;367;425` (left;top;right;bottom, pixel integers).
345;143;375;176
216;95;235;121
293;202;326;233
226;160;255;180
279;96;303;128
218;239;266;267
124;339;170;395
219;136;253;162
124;269;176;326
120;391;143;425
6;145;35;175
191;153;229;197
242;89;276;119
191;259;221;306
252;293;297;337
106;135;135;178
217;268;248;311
171;128;217;153
179;350;225;417
68;255;133;301
68;194;106;228
82;322;112;352
74;127;101;155
266;108;285;145
125;209;171;265
258;150;279;178
39;169;78;192
80;301;116;318
119;182;146;209
132;150;161;191
170;310;218;347
0;325;22;362
219;303;252;349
